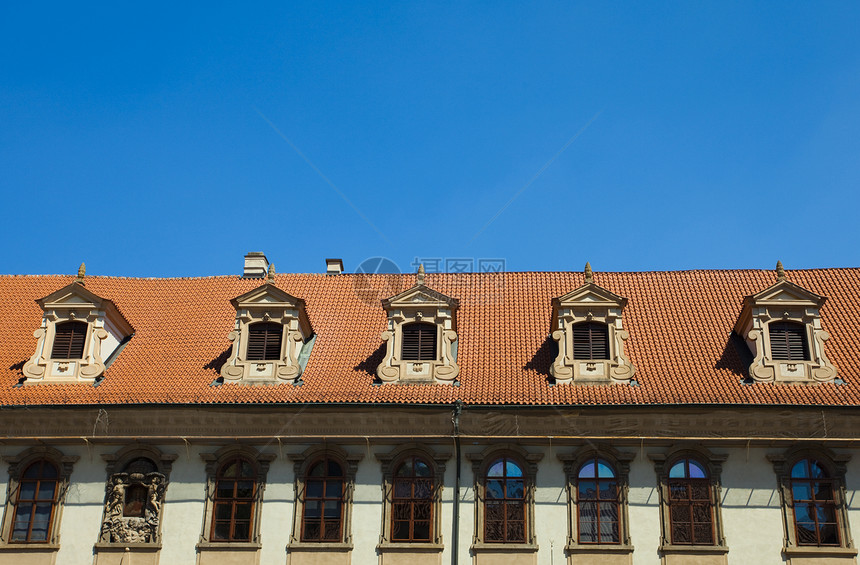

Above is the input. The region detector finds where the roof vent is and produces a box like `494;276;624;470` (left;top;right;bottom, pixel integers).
326;258;344;275
243;252;268;278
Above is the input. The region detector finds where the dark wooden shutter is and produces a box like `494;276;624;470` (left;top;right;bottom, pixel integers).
769;322;809;361
246;322;283;361
401;323;437;361
571;322;610;360
51;321;88;359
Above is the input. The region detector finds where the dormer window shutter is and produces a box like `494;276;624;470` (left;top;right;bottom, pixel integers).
401;323;437;361
51;321;88;359
769;322;810;361
246;322;283;361
571;322;609;360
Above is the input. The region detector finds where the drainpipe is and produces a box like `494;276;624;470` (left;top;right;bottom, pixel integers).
451;400;463;565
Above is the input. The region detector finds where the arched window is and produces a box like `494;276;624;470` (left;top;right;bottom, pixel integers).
401;323;437;361
571;322;609;360
246;322;283;361
50;321;87;359
211;457;257;542
11;460;59;542
769;322;810;361
667;458;713;545
301;458;344;542
577;458;620;544
484;456;526;543
790;459;840;546
392;457;433;542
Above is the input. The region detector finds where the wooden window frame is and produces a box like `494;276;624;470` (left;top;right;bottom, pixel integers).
650;447;728;557
666;458;715;546
299;457;344;542
0;446;77;551
9;460;59;543
210;456;257;542
197;446;274;551
768;447;857;559
288;445;362;553
467;444;541;554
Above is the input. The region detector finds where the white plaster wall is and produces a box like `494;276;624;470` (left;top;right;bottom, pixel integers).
155;443;206;565
532;446;570;565
628;450;661;565
55;444;107;565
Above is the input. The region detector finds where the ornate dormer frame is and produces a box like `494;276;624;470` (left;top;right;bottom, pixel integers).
550;263;635;384
734;263;837;383
23;265;134;384
220;268;314;384
377;266;460;383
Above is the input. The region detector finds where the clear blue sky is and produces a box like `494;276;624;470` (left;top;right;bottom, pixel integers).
2;2;858;277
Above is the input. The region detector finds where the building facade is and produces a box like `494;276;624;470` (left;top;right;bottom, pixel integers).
0;257;858;565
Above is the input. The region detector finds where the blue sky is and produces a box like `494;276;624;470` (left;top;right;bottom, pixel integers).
2;2;858;277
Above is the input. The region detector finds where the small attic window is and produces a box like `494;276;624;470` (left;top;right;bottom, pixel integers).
572;322;609;360
769;322;810;362
51;321;88;359
246;322;283;361
401;323;437;361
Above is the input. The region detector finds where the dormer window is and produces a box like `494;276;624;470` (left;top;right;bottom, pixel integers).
377;265;459;383
220;265;314;384
401;322;437;361
550;263;635;385
23;264;133;384
734;262;837;383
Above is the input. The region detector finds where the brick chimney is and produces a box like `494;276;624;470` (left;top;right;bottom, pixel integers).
243;252;268;278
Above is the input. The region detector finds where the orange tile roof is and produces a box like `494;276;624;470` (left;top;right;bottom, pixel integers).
0;269;858;407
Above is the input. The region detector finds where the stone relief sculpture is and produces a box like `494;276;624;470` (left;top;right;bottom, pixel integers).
99;470;167;544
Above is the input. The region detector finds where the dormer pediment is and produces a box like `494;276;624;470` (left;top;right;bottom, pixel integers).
231;283;306;310
381;285;459;311
745;279;826;308
552;283;628;310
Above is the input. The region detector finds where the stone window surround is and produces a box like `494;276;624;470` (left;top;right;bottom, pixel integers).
557;445;635;556
0;446;78;552
550;276;635;385
197;445;276;551
23;281;133;384
767;446;857;560
735;274;837;384
649;446;729;557
287;445;363;553
375;443;451;551
377;278;460;384
95;444;178;551
466;444;543;553
220;281;313;384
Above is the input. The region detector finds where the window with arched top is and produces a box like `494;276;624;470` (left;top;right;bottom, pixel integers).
211;457;257;542
577;458;620;544
50;321;88;359
667;458;714;545
769;322;810;362
401;322;437;361
572;322;610;360
245;322;283;361
789;459;840;546
484;456;527;543
11;460;59;543
392;457;433;542
301;458;345;542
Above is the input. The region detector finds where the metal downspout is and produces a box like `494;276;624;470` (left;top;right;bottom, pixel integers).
451;400;463;565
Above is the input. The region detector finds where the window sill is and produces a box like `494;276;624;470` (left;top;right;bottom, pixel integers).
0;543;60;551
196;541;261;551
377;542;444;552
471;542;538;552
287;541;353;552
566;543;634;554
783;546;857;557
94;542;161;551
659;544;728;555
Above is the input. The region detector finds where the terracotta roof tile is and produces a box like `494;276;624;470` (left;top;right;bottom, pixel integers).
0;269;858;407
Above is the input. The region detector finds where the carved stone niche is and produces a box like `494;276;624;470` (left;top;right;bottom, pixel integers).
23;280;134;384
550;279;635;384
220;282;314;384
377;278;459;383
734;275;837;383
96;445;177;553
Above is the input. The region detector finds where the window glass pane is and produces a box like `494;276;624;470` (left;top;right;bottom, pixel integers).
600;519;620;543
325;479;343;499
306;479;323;498
19;481;37;500
394;480;411;498
308;461;325;477
215;481;234;499
213;521;230;540
413;521;431;541
214;503;232;521
578;481;597;500
323;500;341;518
327;460;343;477
791;460;809;478
814;481;834;501
579;519;598;543
323;521;340;540
414;459;431;477
234;502;252;520
688;460;707;479
505;460;523;477
487;459;504;477
236;480;254;499
232;521;250;541
578;461;596;478
819;522;839;545
28;524;49;542
395;460;412;477
596;460;615;478
220;462;237;478
305;499;321;518
809;461;827;479
303;520;321;540
599;480;617;500
486;479;504;499
506;520;525;542
792;483;812;501
693;523;713;544
669;461;686;478
796;522;817;544
414;479;432;499
508;479;524;499
392;520;409;541
239;461;255;478
40;463;58;479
